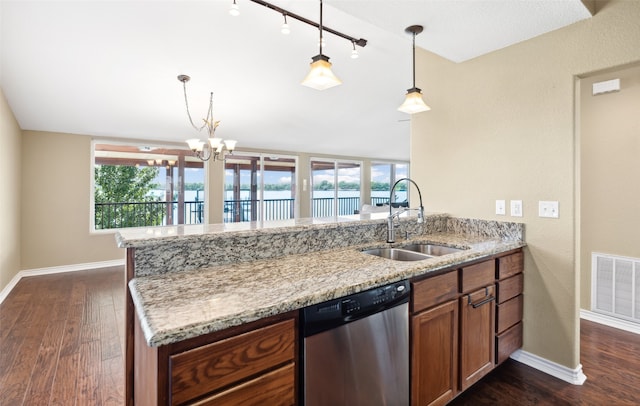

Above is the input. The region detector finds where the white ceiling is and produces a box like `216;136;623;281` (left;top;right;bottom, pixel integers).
1;1;592;161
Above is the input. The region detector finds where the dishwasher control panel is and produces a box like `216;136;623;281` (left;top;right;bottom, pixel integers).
302;280;410;337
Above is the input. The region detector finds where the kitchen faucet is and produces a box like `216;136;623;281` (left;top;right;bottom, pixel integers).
387;178;424;243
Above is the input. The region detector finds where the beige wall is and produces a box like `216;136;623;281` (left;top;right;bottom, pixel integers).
16;133;401;271
411;0;640;369
579;64;640;309
0;89;22;291
21;131;124;269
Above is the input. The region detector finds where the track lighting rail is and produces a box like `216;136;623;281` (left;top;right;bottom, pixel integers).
248;0;367;47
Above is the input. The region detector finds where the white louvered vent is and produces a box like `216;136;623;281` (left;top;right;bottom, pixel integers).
592;252;640;324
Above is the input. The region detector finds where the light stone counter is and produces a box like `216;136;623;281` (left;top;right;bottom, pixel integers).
129;230;525;347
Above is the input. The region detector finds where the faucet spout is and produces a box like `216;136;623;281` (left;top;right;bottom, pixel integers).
387;177;424;243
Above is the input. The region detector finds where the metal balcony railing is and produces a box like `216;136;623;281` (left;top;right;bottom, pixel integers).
96;196;388;228
95;200;204;230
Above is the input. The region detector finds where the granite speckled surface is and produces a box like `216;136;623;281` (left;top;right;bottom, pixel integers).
120;213;446;277
127;213;525;347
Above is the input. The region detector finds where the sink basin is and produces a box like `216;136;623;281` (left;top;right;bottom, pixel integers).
400;244;465;256
362;244;466;261
361;248;433;261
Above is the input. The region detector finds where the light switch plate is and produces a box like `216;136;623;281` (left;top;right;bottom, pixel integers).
496;200;506;215
510;200;523;217
539;201;559;218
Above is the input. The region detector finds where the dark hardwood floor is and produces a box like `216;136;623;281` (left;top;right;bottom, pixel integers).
1;266;638;405
450;319;640;406
0;267;125;405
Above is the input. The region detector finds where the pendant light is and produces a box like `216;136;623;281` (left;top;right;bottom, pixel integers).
301;0;342;90
398;25;431;114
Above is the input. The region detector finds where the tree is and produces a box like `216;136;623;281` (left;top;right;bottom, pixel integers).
94;165;165;229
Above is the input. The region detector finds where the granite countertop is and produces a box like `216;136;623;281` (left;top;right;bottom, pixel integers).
130;232;525;347
116;213;393;248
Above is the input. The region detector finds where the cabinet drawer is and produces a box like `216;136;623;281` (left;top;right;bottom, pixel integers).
170;318;295;405
496;322;523;364
460;260;495;293
496;295;523;334
497;251;524;280
191;363;295;406
496;273;524;304
411;271;459;313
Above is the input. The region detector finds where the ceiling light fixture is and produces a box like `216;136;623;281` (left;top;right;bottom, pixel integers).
351;40;359;59
398;25;431;114
281;14;290;35
301;0;341;90
178;75;237;162
229;0;240;17
250;0;367;62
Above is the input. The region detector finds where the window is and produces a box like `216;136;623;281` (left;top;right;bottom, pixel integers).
370;162;409;206
92;142;205;230
224;153;297;222
311;159;362;217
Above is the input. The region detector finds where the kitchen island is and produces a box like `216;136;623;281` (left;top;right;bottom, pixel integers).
117;213;525;405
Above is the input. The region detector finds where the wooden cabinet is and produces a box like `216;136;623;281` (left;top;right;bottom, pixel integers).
495;251;524;365
411;251;523;405
459;285;495;391
458;259;496;391
134;312;297;406
411;272;459;406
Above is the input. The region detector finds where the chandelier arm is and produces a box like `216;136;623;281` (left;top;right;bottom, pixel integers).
198;144;213;161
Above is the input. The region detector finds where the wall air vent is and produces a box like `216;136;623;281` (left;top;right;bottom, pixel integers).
592;252;640;324
592;78;620;95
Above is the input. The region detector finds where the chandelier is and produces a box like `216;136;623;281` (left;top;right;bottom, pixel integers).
178;74;237;161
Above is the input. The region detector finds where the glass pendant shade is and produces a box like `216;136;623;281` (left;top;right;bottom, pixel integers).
398;87;431;114
301;55;342;90
186;138;204;151
224;139;237;152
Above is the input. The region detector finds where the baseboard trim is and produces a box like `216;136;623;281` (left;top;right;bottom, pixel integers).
0;259;125;304
510;349;587;385
580;309;640;335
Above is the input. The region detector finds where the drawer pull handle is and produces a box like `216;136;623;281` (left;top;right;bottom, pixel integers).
470;295;495;308
468;287;495;308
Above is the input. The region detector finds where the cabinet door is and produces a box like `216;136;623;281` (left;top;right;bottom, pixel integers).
411;300;458;406
459;285;495;391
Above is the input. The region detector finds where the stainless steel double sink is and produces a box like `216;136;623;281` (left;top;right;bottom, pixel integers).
362;243;466;261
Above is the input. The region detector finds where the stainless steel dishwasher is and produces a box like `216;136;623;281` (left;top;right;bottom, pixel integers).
302;280;410;406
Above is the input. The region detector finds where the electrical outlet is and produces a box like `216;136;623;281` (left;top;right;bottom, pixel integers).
495;200;506;215
539;201;559;218
510;200;523;217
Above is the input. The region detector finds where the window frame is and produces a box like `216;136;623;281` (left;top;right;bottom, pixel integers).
310;157;363;218
90;139;206;233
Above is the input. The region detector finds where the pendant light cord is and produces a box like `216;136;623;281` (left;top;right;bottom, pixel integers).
412;31;416;88
319;0;323;55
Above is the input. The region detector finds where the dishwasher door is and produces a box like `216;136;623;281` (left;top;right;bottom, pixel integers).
303;301;409;406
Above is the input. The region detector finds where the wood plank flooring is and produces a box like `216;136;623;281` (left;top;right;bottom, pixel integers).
450;319;640;405
1;266;639;405
0;267;125;405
